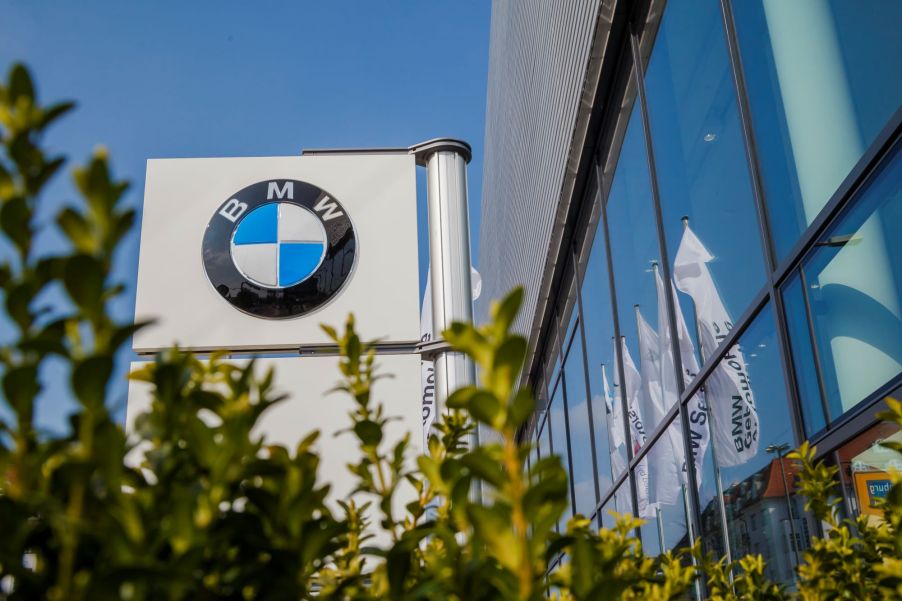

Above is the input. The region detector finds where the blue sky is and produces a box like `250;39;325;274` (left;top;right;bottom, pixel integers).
0;0;491;433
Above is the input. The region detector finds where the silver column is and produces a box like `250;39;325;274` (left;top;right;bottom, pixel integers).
411;138;476;423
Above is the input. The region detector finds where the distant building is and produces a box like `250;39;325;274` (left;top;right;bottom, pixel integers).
477;0;902;583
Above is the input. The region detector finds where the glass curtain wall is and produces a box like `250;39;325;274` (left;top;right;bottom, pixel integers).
524;0;902;584
731;0;902;260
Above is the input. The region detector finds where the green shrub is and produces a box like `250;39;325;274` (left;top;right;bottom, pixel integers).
1;63;900;600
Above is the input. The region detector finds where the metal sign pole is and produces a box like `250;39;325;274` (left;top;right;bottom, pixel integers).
410;138;476;437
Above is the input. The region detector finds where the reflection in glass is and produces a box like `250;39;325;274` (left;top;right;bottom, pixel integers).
579;210;627;495
563;328;599;516
733;0;902;258
545;319;563;400
782;272;828;437
697;304;812;587
786;143;902;421
836;420;902;526
600;478;633;530
638;420;692;557
607;101;674;440
549;382;572;528
538;415;551;462
644;0;767;371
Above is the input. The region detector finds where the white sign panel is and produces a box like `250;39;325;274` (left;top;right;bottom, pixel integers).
126;354;421;518
132;154;419;353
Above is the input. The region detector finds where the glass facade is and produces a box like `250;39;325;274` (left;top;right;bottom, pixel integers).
521;0;902;589
783;142;902;434
732;0;902;259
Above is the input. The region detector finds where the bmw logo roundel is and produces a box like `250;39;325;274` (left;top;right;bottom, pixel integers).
202;179;356;319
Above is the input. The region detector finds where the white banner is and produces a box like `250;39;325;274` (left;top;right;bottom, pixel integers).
636;308;685;507
420;271;437;446
618;337;652;518
654;267;710;486
601;364;626;450
420;267;481;447
673;225;759;466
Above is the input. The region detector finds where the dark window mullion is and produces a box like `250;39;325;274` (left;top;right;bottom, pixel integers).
798;267;834;427
594;154;640;524
571;242;604;516
551;306;578;518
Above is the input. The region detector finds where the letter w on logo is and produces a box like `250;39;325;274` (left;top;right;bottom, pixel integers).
314;195;344;221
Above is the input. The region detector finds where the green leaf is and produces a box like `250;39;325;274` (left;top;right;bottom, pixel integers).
508;386;535;428
320;323;338;342
490;335;526;396
354;420;383;447
446;386;502;428
0;161;13;198
38;100;75;130
63;253;105;312
490;286;524;335
72;354;113;409
108;320;153;352
466;504;519;571
5;281;33;330
461;448;506;487
8;64;35;104
2;363;39;415
57;207;95;252
0;196;31;255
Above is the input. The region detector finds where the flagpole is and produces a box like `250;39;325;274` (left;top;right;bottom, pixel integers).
680;216;733;572
655;505;666;554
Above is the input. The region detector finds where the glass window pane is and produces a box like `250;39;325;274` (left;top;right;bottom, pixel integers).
563;328;599;517
836;418;902;525
638;419;693;557
607;98;675;443
643;0;767;380
549;382;572;528
703;304;812;587
782;271;828;436
600;477;633;530
538;414;551;461
545;318;563;398
792;142;902;419
578;201;628;496
733;0;902;258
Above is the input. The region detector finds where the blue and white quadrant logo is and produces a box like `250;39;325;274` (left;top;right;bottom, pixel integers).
202;179;357;319
231;203;327;288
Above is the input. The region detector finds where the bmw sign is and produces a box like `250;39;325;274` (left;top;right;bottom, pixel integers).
133;155;417;352
202;179;356;319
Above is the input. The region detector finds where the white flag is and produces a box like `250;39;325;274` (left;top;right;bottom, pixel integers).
673;225;759;466
635;308;685;507
654;267;710;486
618;337;652;518
602;364;626;450
420;271;437;445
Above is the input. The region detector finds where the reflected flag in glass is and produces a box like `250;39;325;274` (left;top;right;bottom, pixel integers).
654;266;710;486
617;337;653;518
602;363;626;450
636;306;686;508
673;224;760;466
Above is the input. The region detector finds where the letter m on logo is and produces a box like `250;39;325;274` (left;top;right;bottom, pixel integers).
267;181;294;200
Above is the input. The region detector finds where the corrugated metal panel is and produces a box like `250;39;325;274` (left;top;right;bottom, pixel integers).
477;0;600;336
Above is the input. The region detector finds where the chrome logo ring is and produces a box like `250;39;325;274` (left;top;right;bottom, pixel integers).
202;179;356;319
